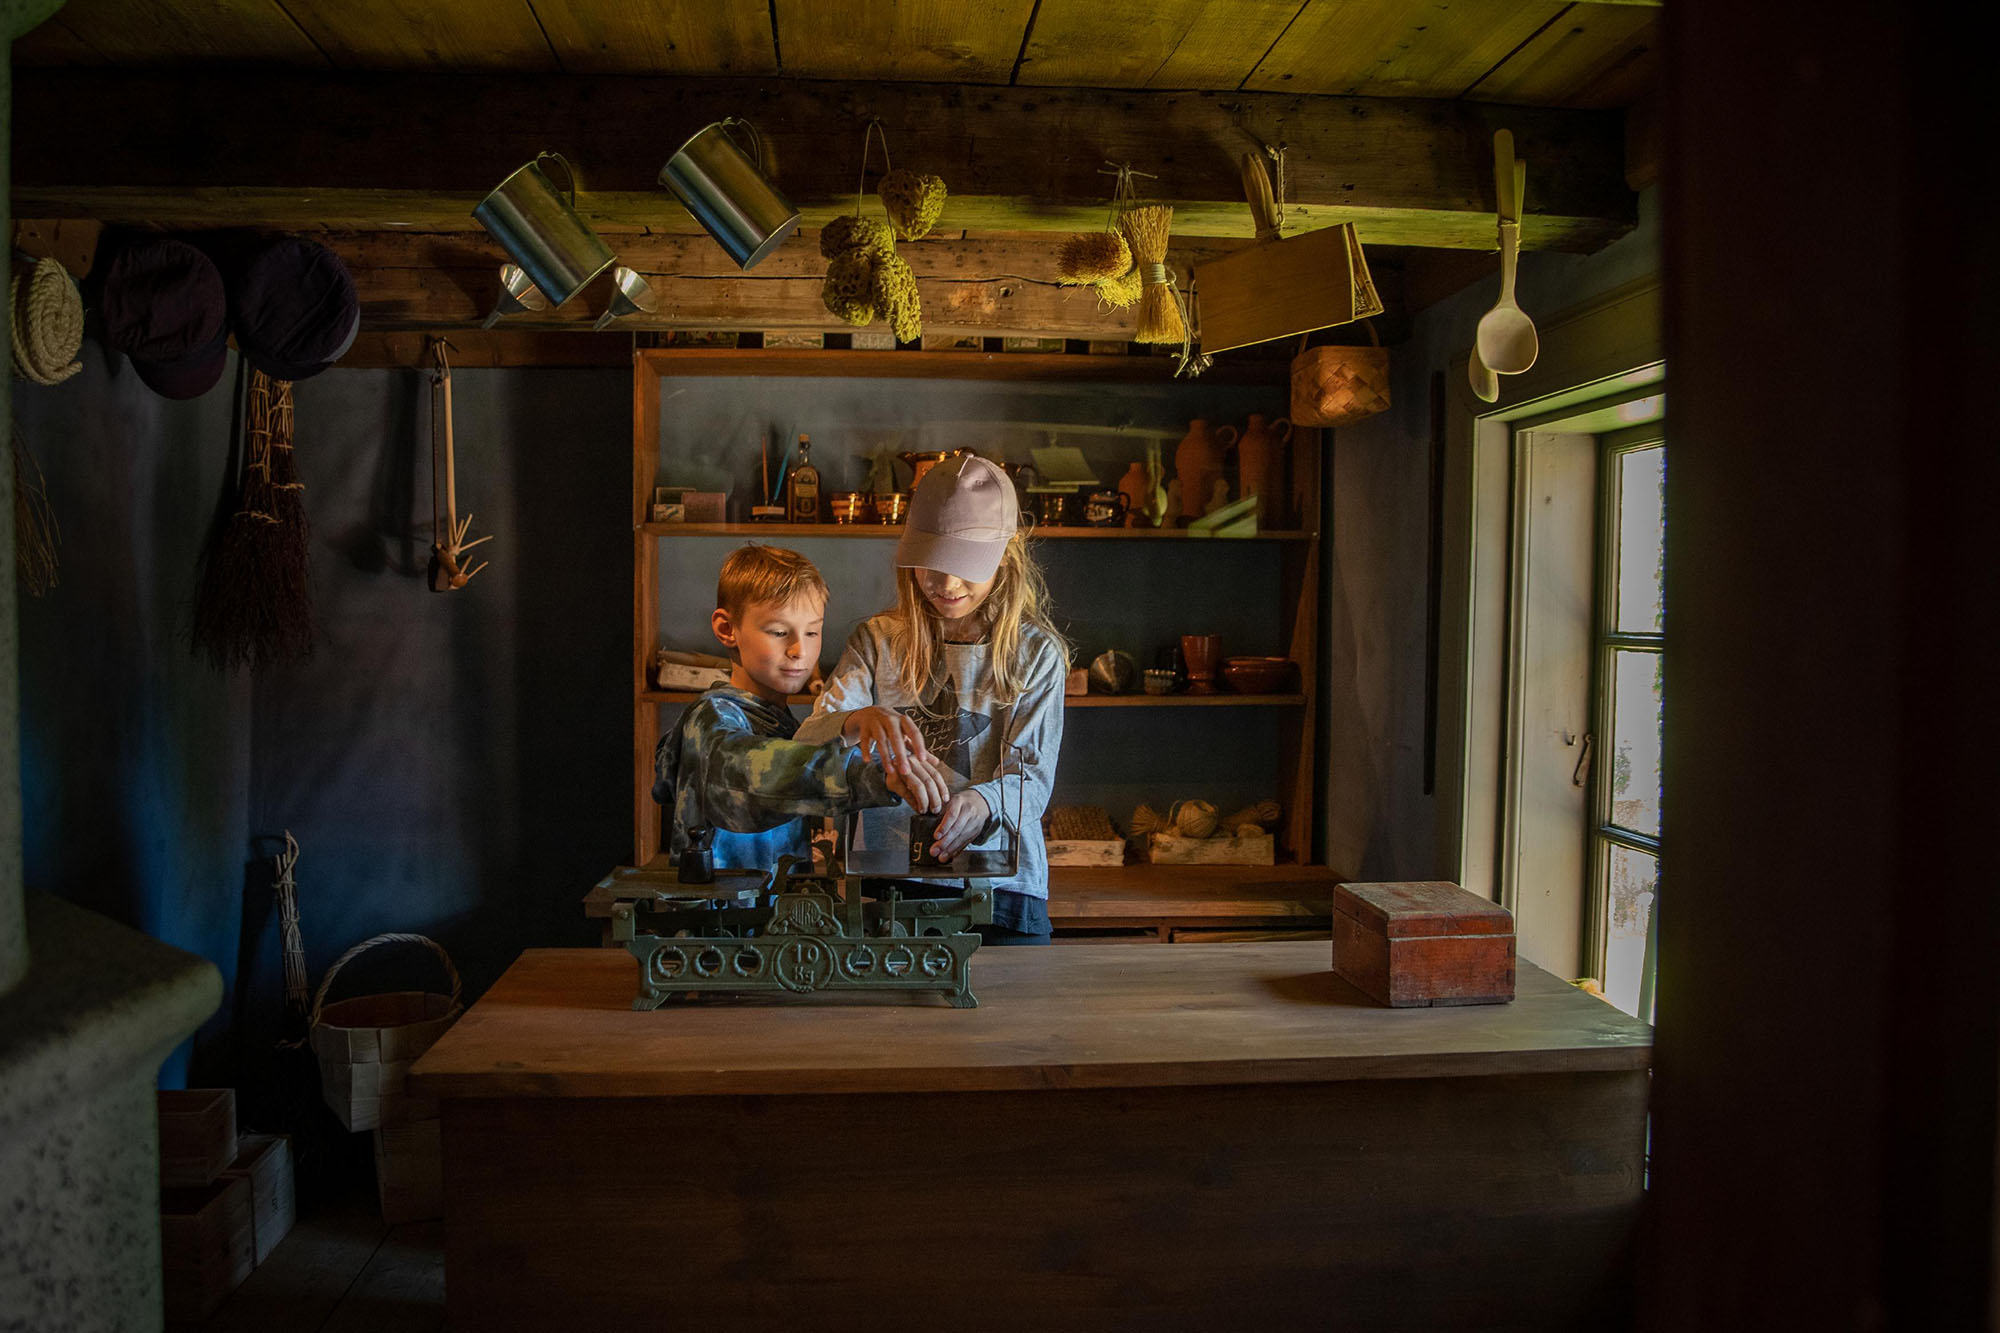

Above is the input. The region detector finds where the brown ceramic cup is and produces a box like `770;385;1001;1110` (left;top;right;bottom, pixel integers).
1181;633;1221;694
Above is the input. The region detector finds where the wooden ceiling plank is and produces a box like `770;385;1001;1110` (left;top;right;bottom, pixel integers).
19;0;327;66
11;71;1634;251
1245;0;1567;98
1463;5;1659;109
772;0;1034;84
532;0;777;76
281;0;557;71
9;15;111;64
1017;0;1304;90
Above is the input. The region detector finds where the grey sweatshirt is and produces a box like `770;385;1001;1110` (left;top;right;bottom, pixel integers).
794;614;1067;902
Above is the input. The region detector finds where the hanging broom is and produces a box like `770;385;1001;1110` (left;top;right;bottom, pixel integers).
192;367;314;670
1123;204;1185;344
265;379;314;662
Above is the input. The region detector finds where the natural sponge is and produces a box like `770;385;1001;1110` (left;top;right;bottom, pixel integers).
821;251;880;325
877;169;947;241
819;214;895;260
871;252;922;343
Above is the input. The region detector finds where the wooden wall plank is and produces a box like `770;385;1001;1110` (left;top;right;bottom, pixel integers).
1465;5;1660;109
281;0;556;71
1018;0;1305;90
11;72;1637;251
20;0;325;65
531;0;777;75
773;0;1035;83
1246;0;1565;98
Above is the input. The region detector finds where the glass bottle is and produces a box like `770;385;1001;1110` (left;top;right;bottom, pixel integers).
786;433;821;523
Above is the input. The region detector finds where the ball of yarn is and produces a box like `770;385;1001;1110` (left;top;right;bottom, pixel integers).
871;253;922;343
820;214;895;260
1058;230;1132;285
821;252;880;325
1169;799;1219;839
878;169;947;242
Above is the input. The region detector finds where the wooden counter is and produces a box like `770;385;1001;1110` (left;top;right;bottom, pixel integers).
412;942;1651;1331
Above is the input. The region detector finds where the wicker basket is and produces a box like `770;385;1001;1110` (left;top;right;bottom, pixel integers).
1291;326;1392;428
307;933;461;1133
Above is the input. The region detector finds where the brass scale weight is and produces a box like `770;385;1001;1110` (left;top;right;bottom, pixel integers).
605;752;1024;1010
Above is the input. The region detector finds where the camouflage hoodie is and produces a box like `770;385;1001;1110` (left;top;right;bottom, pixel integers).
653;685;902;870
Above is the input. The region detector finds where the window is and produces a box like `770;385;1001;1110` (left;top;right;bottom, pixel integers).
1592;425;1664;1021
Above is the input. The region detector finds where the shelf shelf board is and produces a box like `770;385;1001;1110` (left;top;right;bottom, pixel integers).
641;691;1305;707
640;522;1315;542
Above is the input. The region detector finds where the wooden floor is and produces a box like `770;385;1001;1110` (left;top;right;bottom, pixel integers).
193;1198;444;1332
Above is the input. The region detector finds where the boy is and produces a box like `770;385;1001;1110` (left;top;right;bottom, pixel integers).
652;545;946;871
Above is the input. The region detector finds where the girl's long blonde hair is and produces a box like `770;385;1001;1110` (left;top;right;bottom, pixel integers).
888;529;1068;712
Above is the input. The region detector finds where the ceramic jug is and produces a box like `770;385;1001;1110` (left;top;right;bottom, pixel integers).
1117;462;1149;528
1235;413;1293;526
1173;419;1237;527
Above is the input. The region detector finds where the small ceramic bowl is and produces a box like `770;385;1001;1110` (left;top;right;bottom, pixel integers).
1219;656;1296;694
1142;668;1177;695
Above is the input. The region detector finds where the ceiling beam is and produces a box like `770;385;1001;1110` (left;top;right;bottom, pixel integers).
10;71;1634;252
318;230;1406;340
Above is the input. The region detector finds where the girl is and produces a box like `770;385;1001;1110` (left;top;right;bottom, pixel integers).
793;454;1069;943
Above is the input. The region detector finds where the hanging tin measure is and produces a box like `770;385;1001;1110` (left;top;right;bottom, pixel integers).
472;152;617;309
659;120;801;270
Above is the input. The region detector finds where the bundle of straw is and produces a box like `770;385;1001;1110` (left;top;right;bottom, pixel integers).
13;423;59;597
1122;205;1184;344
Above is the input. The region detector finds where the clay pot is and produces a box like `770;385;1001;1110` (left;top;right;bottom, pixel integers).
1172;419;1237;528
1117;461;1149;528
1235;413;1292;527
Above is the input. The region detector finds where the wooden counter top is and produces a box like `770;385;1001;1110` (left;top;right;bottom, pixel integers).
410;941;1650;1100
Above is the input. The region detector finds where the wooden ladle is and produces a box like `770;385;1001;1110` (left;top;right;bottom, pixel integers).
1476;146;1538;375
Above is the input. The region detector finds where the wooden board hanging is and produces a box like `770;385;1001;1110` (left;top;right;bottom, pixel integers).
1193;154;1384;355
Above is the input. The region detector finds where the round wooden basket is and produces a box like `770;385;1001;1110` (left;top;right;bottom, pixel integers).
307;933;462;1132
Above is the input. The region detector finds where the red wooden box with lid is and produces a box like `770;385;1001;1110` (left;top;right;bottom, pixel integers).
1332;880;1515;1007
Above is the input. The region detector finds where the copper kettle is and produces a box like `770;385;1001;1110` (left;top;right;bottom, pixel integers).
899;449;967;491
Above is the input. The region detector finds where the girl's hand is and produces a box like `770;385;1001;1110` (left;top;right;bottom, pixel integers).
930;789;991;861
883;753;951;814
843;706;929;773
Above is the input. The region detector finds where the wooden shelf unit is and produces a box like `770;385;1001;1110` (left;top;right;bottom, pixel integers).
640;522;1315;541
631;347;1326;887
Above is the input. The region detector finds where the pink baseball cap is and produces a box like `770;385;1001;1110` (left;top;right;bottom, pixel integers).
895;454;1019;582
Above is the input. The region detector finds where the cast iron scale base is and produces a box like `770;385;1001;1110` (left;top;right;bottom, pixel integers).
605;854;998;1010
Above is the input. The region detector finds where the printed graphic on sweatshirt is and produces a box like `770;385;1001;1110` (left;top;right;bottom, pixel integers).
898;672;991;777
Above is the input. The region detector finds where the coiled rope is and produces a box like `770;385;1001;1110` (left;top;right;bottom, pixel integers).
10;258;83;386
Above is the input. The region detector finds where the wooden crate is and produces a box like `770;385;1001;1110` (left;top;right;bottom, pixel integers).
221;1134;295;1264
157;1088;236;1187
374;1118;444;1224
1332;880;1516;1007
160;1175;254;1324
1046;838;1125;867
1140;831;1275;866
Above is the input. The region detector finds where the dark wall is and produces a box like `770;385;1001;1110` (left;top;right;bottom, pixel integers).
17;342;629;1095
1647;0;1998;1326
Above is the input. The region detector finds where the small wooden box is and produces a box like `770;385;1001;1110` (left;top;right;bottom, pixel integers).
161;1175;255;1323
222;1134;295;1264
1332;881;1515;1007
1141;831;1275;866
157;1088;237;1187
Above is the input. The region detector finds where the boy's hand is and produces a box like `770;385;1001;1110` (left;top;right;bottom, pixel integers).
844;706;929;773
884;754;951;814
930;789;991;861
